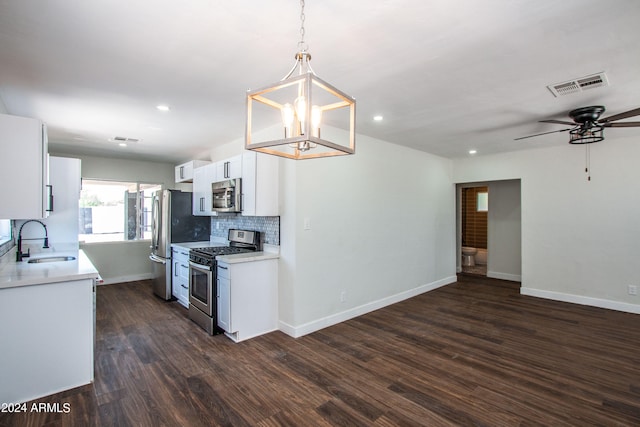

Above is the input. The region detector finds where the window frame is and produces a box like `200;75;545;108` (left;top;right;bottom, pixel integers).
79;179;162;243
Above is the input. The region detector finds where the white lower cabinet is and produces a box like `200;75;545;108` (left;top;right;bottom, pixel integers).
172;247;190;308
0;278;94;404
217;271;231;332
216;258;278;342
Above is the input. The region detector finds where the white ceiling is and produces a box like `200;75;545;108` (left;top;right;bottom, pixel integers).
1;0;639;164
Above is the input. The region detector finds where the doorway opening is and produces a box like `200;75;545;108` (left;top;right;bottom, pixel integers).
460;186;488;276
456;179;522;282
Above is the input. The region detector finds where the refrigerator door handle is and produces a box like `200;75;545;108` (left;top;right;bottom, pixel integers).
151;195;160;250
149;254;167;264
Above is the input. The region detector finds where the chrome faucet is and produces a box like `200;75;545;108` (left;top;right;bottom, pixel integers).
16;220;49;262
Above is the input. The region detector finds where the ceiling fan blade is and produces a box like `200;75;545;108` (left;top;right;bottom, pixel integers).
603;121;640;128
600;107;640;123
514;128;572;141
539;119;575;126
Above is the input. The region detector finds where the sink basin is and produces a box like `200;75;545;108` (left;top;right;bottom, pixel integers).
28;256;76;264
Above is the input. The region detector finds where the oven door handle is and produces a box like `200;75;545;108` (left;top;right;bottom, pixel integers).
189;260;212;271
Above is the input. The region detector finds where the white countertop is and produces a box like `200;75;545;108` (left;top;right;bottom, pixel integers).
216;251;280;264
0;249;100;290
171;241;214;250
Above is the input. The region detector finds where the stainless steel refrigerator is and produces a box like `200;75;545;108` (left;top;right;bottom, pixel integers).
149;190;210;299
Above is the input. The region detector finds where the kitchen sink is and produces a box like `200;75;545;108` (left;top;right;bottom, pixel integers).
28;256;76;264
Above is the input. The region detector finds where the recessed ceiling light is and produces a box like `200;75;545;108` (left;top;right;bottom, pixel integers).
119;143;127;147
373;115;383;121
469;149;477;155
156;105;170;112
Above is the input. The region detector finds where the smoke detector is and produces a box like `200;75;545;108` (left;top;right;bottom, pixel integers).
547;72;609;97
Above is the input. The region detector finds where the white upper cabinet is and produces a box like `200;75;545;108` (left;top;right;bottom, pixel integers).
0;114;49;219
192;163;217;216
191;152;279;217
241;152;279;217
215;155;242;181
175;160;210;183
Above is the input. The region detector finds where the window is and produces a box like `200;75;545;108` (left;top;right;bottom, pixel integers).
0;219;11;246
0;219;11;249
79;180;161;243
477;192;488;212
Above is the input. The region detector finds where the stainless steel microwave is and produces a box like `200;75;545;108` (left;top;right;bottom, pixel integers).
212;178;242;213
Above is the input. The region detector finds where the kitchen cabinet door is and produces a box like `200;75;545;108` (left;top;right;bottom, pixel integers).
192;164;216;216
215;155;242;181
178;262;189;306
0;114;49;219
241;151;279;216
216;258;277;342
172;255;181;299
0;278;94;404
172;247;190;307
217;274;231;332
175;160;210;183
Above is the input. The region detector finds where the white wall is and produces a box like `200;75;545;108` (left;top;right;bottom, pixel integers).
52;154;178;284
453;136;640;313
212;131;457;336
487;179;521;281
278;133;457;336
73;154;176;187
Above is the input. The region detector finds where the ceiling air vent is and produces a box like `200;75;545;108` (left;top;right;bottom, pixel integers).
547;72;609;97
111;136;140;143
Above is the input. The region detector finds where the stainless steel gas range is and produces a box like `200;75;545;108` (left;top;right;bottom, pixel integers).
188;229;260;334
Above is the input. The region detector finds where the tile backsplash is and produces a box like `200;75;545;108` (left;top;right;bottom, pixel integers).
211;216;280;245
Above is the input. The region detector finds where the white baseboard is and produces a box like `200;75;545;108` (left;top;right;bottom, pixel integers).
99;273;153;285
521;287;640;315
278;275;457;338
487;271;521;282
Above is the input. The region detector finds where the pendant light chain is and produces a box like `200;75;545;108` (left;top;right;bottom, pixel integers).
585;143;591;181
298;0;307;51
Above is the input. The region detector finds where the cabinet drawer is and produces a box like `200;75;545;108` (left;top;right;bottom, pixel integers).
179;263;189;280
179;281;189;301
217;263;230;280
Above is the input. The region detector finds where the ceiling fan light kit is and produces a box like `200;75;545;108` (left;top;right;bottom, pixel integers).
515;105;640;180
245;0;356;160
569;126;603;144
516;105;640;143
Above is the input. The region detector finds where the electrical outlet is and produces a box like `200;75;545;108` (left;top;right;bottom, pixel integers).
340;290;347;303
628;285;638;296
303;217;311;230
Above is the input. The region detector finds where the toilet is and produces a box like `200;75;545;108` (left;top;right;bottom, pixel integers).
475;248;487;265
461;246;477;267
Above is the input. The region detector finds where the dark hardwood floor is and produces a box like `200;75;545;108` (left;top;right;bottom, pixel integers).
2;274;640;426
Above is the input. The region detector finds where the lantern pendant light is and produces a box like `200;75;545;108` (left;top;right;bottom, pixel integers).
245;0;356;160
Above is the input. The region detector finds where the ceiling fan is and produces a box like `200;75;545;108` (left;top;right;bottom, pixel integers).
515;105;640;143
